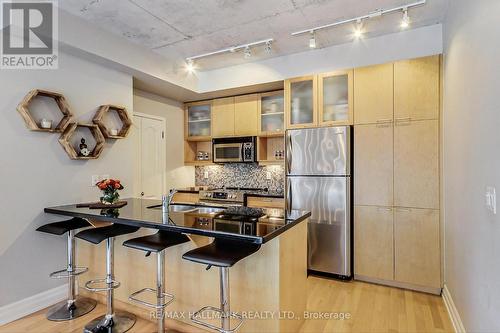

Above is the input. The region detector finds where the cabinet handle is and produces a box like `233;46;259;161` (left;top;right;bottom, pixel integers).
394;207;411;212
376;119;393;128
395;117;412;125
377;207;393;212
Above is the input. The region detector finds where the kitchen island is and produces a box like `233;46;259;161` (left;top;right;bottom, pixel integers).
44;198;310;332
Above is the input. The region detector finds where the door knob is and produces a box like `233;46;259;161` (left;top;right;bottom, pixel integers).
140;192;144;196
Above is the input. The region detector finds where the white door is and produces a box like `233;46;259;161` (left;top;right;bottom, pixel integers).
134;114;166;199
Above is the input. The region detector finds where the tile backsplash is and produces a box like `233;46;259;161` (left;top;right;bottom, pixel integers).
195;164;285;195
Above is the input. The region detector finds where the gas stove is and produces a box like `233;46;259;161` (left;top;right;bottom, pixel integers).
198;187;268;207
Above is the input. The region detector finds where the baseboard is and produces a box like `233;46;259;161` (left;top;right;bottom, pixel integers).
0;284;68;326
442;284;466;333
354;275;442;295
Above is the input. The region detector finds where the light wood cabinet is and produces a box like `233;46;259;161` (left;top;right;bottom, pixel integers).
354;63;394;125
212;97;235;137
247;196;285;209
234;94;259;136
172;192;199;204
394;55;440;121
354;206;394;281
285;75;318;129
394;208;440;288
258;90;284;136
185;101;212;141
354;123;393;207
394;120;439;209
318;70;353;126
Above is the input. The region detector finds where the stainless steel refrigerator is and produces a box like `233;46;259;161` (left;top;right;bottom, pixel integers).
285;126;352;279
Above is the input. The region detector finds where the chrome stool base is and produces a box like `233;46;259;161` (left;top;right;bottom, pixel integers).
191;306;243;333
83;311;136;333
46;297;96;321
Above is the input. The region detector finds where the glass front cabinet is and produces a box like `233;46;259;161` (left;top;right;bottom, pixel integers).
185;101;212;140
258;90;284;136
285;70;353;129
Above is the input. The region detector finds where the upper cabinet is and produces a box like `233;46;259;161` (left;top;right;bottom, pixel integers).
185;101;212;141
354;63;394;125
258;91;284;136
212;97;235;137
234;94;259;136
285;75;317;129
394;55;440;121
318;70;353;126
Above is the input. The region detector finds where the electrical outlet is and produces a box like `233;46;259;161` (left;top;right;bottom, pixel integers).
266;172;272;180
486;186;497;215
204;171;209;179
91;175;100;186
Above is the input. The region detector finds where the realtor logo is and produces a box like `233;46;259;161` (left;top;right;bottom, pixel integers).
1;0;58;69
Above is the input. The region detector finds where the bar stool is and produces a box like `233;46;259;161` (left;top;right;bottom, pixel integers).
182;239;261;333
122;230;190;333
36;217;96;321
76;224;140;333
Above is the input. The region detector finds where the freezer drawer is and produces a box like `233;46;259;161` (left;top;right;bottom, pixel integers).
286;126;351;176
308;221;350;276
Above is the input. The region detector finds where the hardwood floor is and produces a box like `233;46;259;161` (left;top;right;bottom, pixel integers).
0;277;453;333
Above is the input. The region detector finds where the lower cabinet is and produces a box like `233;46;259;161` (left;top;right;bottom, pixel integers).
354;205;441;291
354;205;394;280
394;208;441;288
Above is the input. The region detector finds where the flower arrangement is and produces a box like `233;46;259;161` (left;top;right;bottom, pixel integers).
96;178;124;205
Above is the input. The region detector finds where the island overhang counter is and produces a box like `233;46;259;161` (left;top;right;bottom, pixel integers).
44;198;310;333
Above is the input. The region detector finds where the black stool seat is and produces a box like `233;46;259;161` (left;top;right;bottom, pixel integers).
182;239;260;268
36;217;91;235
76;224;139;244
123;230;189;253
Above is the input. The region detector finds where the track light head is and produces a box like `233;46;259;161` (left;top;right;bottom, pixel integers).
354;19;363;39
309;31;317;49
185;58;195;73
244;46;252;58
401;8;410;28
265;40;272;54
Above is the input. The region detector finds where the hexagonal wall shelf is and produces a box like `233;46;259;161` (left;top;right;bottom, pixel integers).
17;89;73;133
92;105;132;139
58;123;105;160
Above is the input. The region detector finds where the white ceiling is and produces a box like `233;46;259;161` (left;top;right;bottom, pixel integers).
58;0;449;71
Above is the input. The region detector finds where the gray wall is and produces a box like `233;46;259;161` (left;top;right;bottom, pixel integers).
0;51;134;306
443;0;500;330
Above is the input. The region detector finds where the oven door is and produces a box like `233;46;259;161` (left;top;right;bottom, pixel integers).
213;143;243;163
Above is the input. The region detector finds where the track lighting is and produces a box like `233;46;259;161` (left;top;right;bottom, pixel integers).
354;19;363;39
265;40;272;54
401;8;410;29
244;46;251;58
185;58;195;73
309;31;317;49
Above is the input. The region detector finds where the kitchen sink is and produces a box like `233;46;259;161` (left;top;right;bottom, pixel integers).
146;204;197;212
193;207;225;215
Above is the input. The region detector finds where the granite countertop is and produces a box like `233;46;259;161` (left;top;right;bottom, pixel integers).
44;198;310;244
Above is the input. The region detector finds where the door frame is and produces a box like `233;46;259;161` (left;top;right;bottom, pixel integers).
134;112;167;198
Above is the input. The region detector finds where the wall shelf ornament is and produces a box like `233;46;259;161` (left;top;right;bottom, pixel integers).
92;105;132;139
58;123;105;160
16;89;73;133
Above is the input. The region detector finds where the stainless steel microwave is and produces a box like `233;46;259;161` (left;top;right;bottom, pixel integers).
212;137;256;163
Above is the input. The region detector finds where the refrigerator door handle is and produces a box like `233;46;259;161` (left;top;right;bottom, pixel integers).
286;180;292;213
286;132;292;174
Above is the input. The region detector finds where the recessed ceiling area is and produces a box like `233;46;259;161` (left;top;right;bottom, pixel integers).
58;0;449;71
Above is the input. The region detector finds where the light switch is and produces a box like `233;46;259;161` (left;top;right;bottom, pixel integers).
486;186;497;215
204;171;209;179
266;172;272;180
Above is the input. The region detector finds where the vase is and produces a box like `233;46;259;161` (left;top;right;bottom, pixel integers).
100;190;120;205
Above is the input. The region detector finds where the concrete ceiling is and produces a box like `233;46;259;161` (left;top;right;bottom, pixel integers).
58;0;449;71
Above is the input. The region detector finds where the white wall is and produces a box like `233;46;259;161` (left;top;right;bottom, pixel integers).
132;90;195;191
198;24;443;92
443;0;500;331
0;50;134;306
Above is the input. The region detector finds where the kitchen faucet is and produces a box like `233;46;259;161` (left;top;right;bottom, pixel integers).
162;189;178;223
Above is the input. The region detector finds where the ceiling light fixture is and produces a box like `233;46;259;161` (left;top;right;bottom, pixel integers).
309;31;317;49
401;8;410;29
353;19;363;39
265;40;272;54
291;0;425;37
185;58;195;73
185;38;273;64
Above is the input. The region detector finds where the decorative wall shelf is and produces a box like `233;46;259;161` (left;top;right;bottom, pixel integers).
92;105;132;139
58;123;105;160
17;89;73;133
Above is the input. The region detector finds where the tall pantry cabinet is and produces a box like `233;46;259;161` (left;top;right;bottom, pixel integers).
353;55;441;293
